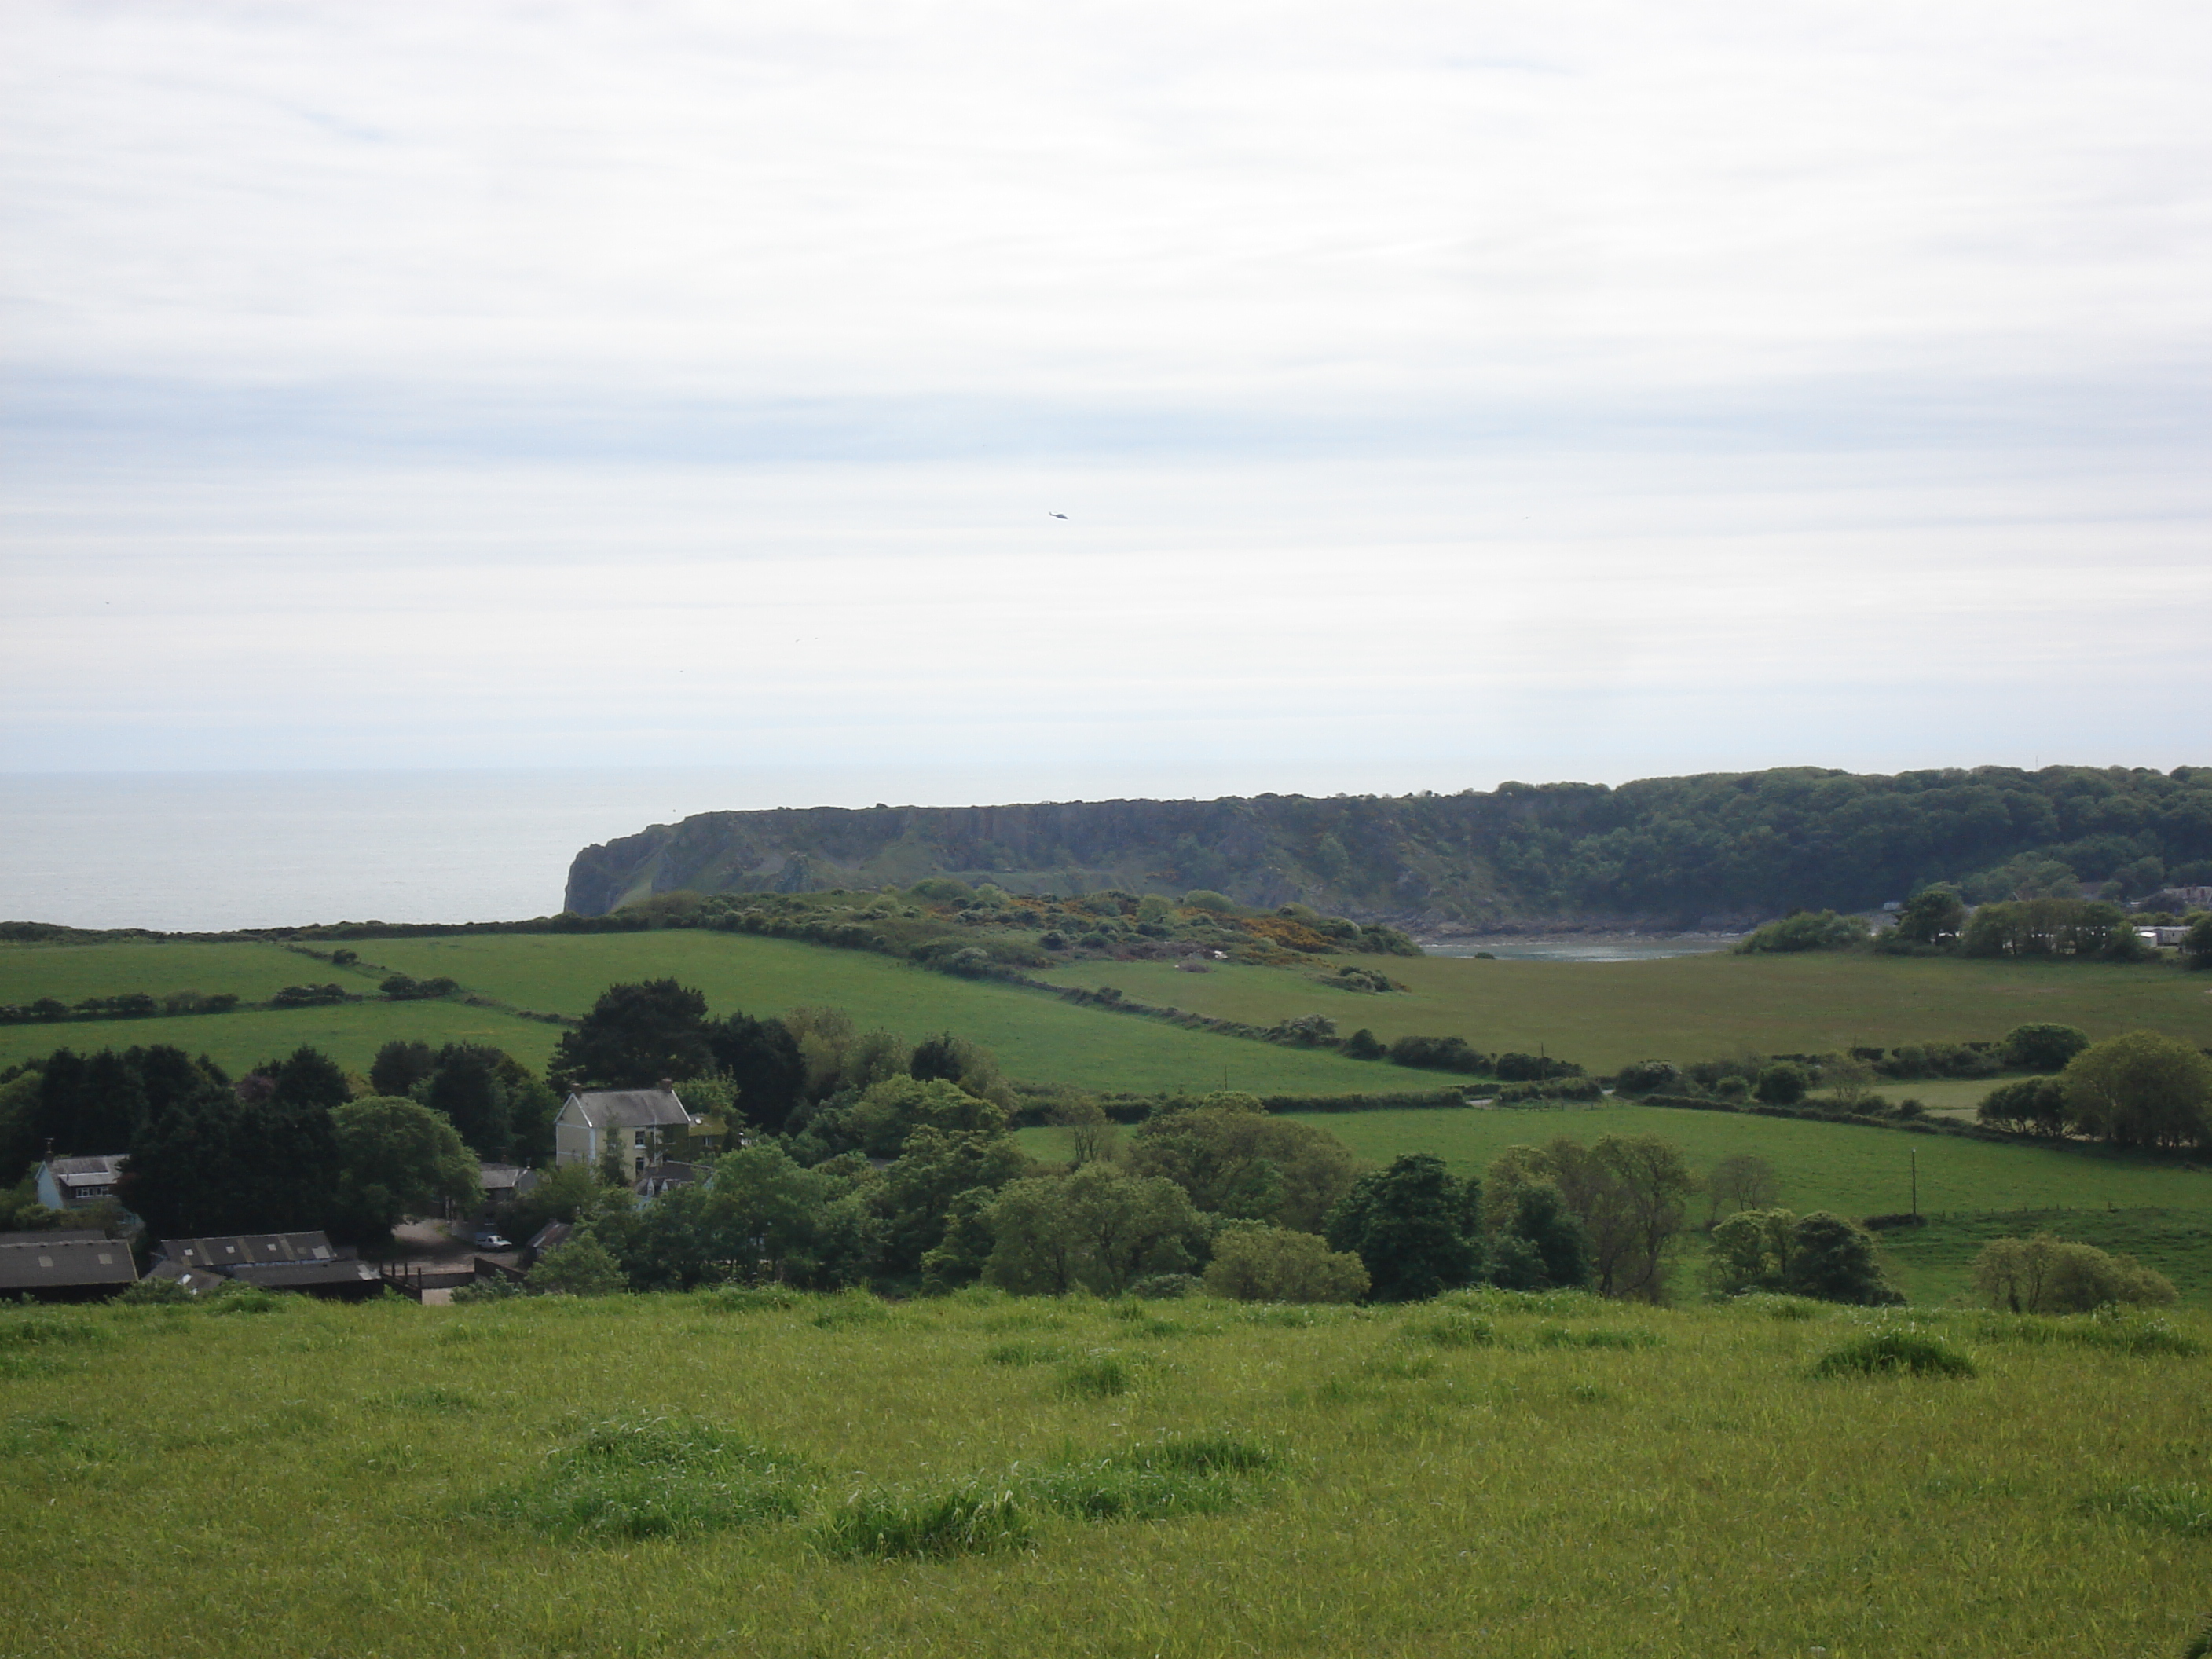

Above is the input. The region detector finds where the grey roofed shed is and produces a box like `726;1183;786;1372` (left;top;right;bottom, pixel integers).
0;1232;138;1298
158;1232;347;1270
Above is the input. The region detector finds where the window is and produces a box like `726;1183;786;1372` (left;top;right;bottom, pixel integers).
633;1130;648;1148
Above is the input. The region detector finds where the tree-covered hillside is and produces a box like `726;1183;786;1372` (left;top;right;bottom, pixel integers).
566;766;2212;930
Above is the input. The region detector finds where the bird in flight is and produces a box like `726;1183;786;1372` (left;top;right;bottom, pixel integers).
1048;511;1068;519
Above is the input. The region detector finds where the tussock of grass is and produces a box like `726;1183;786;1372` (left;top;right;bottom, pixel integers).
2187;1614;2212;1659
368;1384;483;1414
0;1312;116;1348
1809;1328;1976;1379
1728;1294;1828;1320
2082;1483;2212;1539
986;1339;1066;1367
694;1285;804;1314
466;1415;811;1540
1404;1313;1496;1348
1056;1351;1136;1397
1533;1324;1664;1350
1441;1287;1607;1318
1020;1433;1278;1522
815;1481;1031;1560
1967;1310;2203;1357
812;1290;892;1329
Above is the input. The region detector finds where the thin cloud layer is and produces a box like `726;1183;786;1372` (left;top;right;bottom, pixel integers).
0;2;2206;777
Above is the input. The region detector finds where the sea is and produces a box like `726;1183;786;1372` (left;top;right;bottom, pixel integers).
0;769;848;933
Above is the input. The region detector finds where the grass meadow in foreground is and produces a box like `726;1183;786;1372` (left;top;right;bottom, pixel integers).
1;1288;2206;1658
1037;950;2212;1072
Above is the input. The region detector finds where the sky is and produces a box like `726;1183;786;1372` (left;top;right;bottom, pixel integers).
2;0;2207;801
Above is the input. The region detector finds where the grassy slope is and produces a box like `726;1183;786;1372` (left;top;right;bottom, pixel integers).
0;939;332;1005
1035;952;2212;1071
357;932;1395;1094
2;1291;2202;1659
0;999;566;1078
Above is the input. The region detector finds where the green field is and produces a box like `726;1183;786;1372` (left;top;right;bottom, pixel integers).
0;939;338;1006
2;1287;2201;1657
349;932;1400;1095
1037;951;2212;1071
0;997;565;1079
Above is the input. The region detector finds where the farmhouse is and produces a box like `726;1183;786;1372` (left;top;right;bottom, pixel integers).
150;1232;383;1301
35;1154;137;1224
0;1230;138;1302
553;1085;700;1182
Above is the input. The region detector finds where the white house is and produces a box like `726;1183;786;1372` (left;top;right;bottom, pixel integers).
553;1086;700;1182
35;1155;136;1224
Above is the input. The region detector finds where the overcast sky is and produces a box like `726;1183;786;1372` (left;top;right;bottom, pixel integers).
2;0;2206;797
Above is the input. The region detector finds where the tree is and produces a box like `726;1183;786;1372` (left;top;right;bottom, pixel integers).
2060;1030;2212;1148
2185;914;2212;971
503;1162;605;1245
1130;1101;1359;1233
1324;1154;1481;1302
1517;1133;1694;1302
1703;1152;1779;1228
1785;1212;1901;1305
908;1031;1013;1108
873;1126;1026;1284
1706;1208;1897;1304
1490;1181;1590;1290
1048;1089;1118;1167
1203;1225;1369;1302
259;1047;352;1111
423;1046;511;1160
1970;1232;2177;1313
1894;885;1968;945
707;1012;808;1135
983;1165;1207;1297
369;1040;436;1097
1752;1063;1809;1105
1976;1076;2069;1135
527;1229;628;1295
33;1049;146;1156
329;1096;481;1244
1999;1023;2091;1072
1734;911;1870;954
549;980;714;1091
848;1077;1008;1159
123;1093;344;1240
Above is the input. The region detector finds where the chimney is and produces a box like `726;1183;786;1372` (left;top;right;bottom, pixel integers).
658;1077;673;1093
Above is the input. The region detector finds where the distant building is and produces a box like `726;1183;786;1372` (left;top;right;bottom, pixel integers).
35;1155;137;1225
634;1161;703;1201
0;1230;138;1302
2142;886;2212;912
554;1086;699;1183
150;1232;383;1301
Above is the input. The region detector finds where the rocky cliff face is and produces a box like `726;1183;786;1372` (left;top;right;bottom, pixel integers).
565;765;2212;930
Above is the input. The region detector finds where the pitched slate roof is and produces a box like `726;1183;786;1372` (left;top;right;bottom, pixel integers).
562;1088;696;1130
478;1163;536;1194
0;1232;137;1291
158;1232;343;1270
45;1155;128;1192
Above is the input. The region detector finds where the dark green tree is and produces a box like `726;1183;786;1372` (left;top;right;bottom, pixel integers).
1785;1211;1902;1305
549;980;714;1091
123;1094;343;1240
1894;885;1968;944
1998;1023;2090;1072
329;1096;480;1245
873;1126;1026;1283
1752;1062;1810;1105
706;1013;807;1134
251;1047;351;1111
423;1046;511;1160
1324;1153;1482;1302
369;1040;437;1097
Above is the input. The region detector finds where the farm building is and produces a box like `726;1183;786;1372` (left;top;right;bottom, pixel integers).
150;1232;383;1301
35;1154;137;1225
0;1230;138;1302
